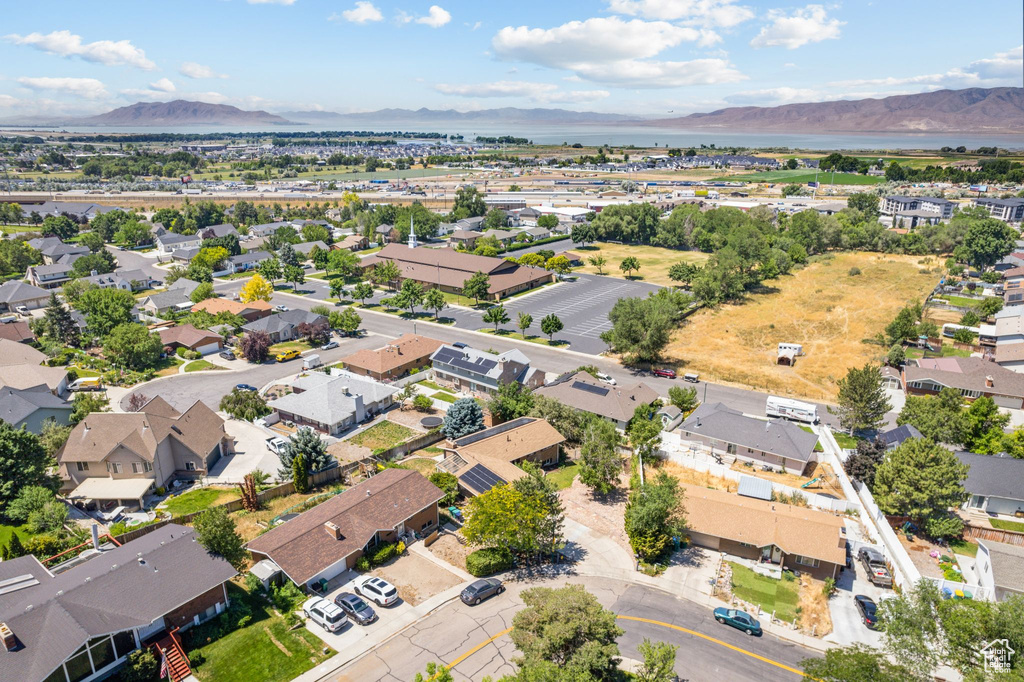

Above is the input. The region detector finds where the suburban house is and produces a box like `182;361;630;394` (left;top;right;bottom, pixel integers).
78;268;154;292
0;320;35;343
294;241;329;260
878;424;923;450
157;324;224;355
522;226;551;240
0;340;68;396
57;396;230;510
374;223;395;243
437;418;565;496
682;484;847;581
247;220;292;238
0;280;50;312
678;402;819;474
27;237;90;265
240;309;327;343
198;223;239;239
339;333;445;381
535;371;660;430
266;370;399;436
191;297;271;322
972;197;1024;223
976;540;1024;601
902;357;1024;409
0;384;72;433
362;244;554;301
247;468;443;588
449;229;482;250
335;234;368;251
155;232;202;256
0;524;236;682
956;451;1024;519
170;247;201;264
26;262;76;289
138;279;200;316
226;250;270;273
430;344;545;396
516;207;542;226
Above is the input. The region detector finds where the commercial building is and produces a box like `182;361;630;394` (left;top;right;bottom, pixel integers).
972;197;1024;223
879;195;954;220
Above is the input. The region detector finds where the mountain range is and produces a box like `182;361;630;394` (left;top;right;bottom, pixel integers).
76;100;290;126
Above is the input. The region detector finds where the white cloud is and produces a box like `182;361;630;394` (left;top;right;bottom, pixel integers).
607;0;755;28
179;61;227;79
5;30;155;69
434;80;609;103
395;10;413;24
492;17;743;88
333;1;383;24
967;45;1023;80
470;21;482;31
829;45;1024;91
417;5;451;28
724;86;821;105
18;76;108;99
149;77;176;92
750;5;843;50
246;0;297;4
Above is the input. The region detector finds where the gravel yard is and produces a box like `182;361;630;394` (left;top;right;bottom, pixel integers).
426;531;472;572
558;475;631;555
370;552;462;606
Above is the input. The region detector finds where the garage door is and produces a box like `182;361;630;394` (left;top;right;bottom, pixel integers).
688;531;720;551
196;342;222;356
993;395;1022;409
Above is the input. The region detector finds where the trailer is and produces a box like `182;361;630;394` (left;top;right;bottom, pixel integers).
765;396;818;424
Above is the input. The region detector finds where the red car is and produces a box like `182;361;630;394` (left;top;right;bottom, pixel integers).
652;368;677;379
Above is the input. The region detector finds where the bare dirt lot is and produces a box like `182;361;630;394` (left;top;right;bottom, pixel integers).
370;552;462;606
426;531;472;572
665;252;940;400
559;475;631;555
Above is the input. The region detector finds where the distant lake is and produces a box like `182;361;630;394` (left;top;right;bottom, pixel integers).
10;119;1024;151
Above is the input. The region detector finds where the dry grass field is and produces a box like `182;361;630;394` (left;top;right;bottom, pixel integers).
573;242;710;285
664;252;940;400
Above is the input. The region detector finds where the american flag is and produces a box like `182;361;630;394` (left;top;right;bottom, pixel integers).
159;649;168;679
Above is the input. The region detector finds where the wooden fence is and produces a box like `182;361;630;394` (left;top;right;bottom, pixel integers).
964;523;1024;547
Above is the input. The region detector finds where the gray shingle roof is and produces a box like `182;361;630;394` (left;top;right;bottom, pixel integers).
241;309;326;335
979;540;1024;593
0;524;235;682
879;424;922;448
0;281;49;304
535;371;659;423
267;371;398;426
679;402;819;464
955;451;1024;501
0;384;71;425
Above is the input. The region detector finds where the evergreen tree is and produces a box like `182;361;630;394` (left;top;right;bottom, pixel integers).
443;398;485;439
834;364;892;434
292;451;309;493
278;427;331;479
42;292;79;346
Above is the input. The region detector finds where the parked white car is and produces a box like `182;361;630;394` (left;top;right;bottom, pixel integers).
596;371;616;386
266;436;288;454
354;576;399;606
302;598;346;633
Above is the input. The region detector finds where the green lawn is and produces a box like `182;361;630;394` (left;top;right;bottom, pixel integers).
357;303;455;325
398;457;439;477
939;295;983;308
416;380;446;391
216;272;256;280
188;585;334;682
544;461;578;490
832;431;861;449
154;356;185;378
728;562;801;623
269;340;313;354
439;291;490;308
949;538;980;557
989;519;1024;533
905;342;972;360
350;420;416;450
184;359;223;373
431;391;458;403
0;522;32;549
797;426;824;452
710;169;884;185
479;328;569;347
0;225;43;235
161;487;239;517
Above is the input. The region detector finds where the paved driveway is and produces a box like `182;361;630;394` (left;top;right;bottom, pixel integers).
207;419;282;483
827;560;886;647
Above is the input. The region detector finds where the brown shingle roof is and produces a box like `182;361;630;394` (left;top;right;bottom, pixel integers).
0;364;67;392
448;417;565;465
158;324;222;349
58;396;225;465
535;371;659;423
246;468;443;585
339;334;445;376
682;484;846;566
363;244;552;295
0;338;46;366
905;357;1024;399
0;320;34;343
191;297;272;317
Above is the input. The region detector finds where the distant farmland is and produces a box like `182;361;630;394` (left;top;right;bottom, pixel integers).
711;169;885;185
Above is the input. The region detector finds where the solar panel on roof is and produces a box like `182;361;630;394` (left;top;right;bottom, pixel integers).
571;381;609;396
461;464;506;494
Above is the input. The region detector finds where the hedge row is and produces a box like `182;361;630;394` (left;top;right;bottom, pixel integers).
466;547;512;577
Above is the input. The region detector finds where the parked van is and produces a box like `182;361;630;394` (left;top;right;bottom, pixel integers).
683;373;700;383
68;377;103;392
765;396;818;424
303;354;323;370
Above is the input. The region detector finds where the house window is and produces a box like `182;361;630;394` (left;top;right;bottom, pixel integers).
107;462;122;474
726;443;736;455
794;555;820;568
131;462;140;474
76;462;89;472
144;462;153;473
421;519;433;530
185;461;197;471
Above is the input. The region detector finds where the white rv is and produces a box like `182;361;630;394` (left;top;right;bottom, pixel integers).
777;342;803;356
765;396;818;424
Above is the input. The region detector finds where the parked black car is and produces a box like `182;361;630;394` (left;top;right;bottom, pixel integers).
460;578;504;606
854;595;878;629
333;592;377;625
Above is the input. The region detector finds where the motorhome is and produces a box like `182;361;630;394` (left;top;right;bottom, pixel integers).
765;396;818;424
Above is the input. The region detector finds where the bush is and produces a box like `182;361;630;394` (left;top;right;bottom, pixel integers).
175;346;189;358
848;267;862;276
466;547;512;577
369;541;399;566
412;394;434;412
270;581;304;613
122;649;159;682
428;471;459;506
355;556;371;572
184;349;201;360
245;572;263;594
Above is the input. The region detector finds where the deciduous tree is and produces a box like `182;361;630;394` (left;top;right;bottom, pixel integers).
461;271;490;305
103;323;162;370
193;507;247;569
578;417;622;494
487;381;534;424
240;330;271;363
240;272;274;302
540;313;563;342
482;304;510;331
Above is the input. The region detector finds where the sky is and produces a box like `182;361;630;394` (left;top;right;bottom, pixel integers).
0;0;1021;119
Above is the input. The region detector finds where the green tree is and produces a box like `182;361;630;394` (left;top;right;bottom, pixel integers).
352;281;376;306
114;220;152;247
959;310;980;327
42;292;80;347
546;255;572;275
873;439;968;537
412;393;434;411
634;639;678;682
122;649;160;682
371;260;401;290
428;472;459;507
42;215;78;240
336;307;362;336
619;256;641;278
488;381;534;424
979;296;1004;318
954;217;1016;269
278;427;331;479
76;287;136;337
190;281;216;304
397;279;424;315
483;304;510;331
193;506;247;569
846;193;881;220
70;392;109;425
624;471;684;561
878;579;944;674
537;214;559;229
79;231;106;252
443;398;485;439
781;183;803;197
292;450;309;493
413;662;453;682
70;250;117;278
602;294;687;364
485;207;508;230
508;584;622;681
519;252;546;268
327;248;360;277
38;418;71;458
578;417;622;494
887;344;906;367
801;644;914;682
571;223;596;247
667;386;698;413
959;395;1011;453
283;264;305;290
540;313;563;342
103;323;162;370
462;271;491;305
6;486;55;524
588;254;607;274
517;311;533;337
219;388;271;421
529;395;589;447
257;257;282;284
453;186;487;217
834;364;892;434
667;262;698;287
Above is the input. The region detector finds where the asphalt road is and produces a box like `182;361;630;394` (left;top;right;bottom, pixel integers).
331;576;818;682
